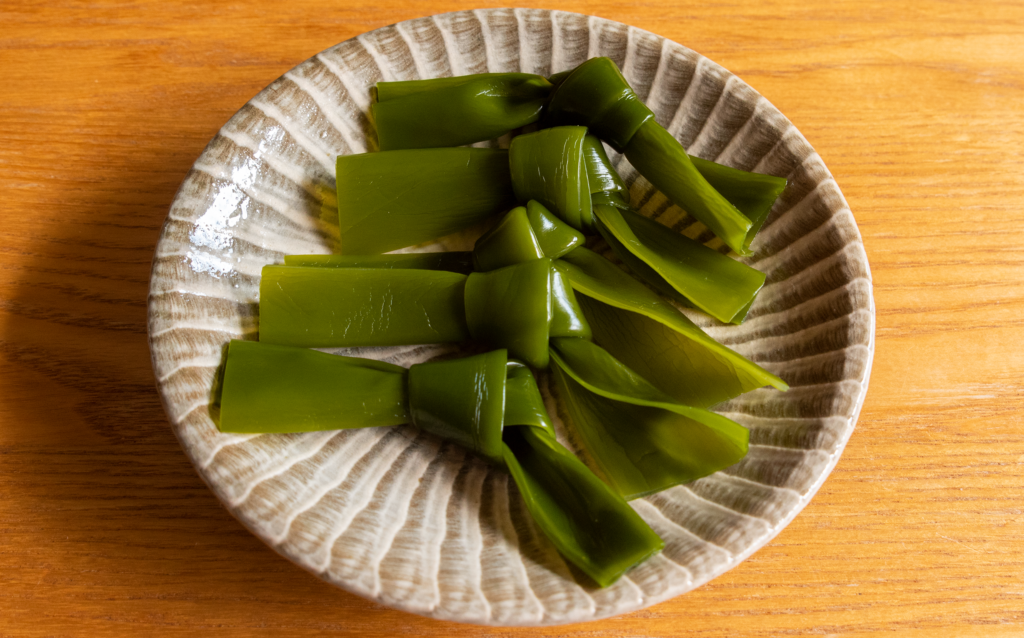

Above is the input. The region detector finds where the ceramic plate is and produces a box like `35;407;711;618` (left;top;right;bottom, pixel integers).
148;9;874;626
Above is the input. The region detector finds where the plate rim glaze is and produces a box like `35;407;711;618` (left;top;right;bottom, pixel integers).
148;8;874;626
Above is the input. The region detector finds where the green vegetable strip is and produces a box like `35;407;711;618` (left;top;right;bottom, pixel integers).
623;120;754;255
594;205;765;324
218;341;662;588
541;58;654;152
556;247;725;350
472;206;545;272
550;337;690;409
556;247;786;407
372;74;553;150
509;127;593;231
549;338;748;499
259;265;468;348
503;426;664;587
550;338;748;446
549;359;747;500
583;130;783;224
581;133;630;208
261;256;586;368
336;147;515;255
689;156;787;251
581;127;786;251
581;131;766;324
408;350;507;464
284;252;474;273
549;267;592;340
525;200;585;259
465;259;553;369
219;340;409;433
579;295;783;409
374;75;480;101
542;57;757;255
503;361;556;436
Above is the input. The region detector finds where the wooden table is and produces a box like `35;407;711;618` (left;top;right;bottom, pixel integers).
3;1;1022;635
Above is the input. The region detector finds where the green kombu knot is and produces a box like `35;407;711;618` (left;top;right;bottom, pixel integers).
465;259;553;369
509;126;593;232
260;252;593;371
542;57;654;152
258;265;469;348
218;341;663;588
408;349;507;464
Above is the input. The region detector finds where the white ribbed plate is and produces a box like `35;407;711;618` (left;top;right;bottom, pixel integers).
148;9;873;626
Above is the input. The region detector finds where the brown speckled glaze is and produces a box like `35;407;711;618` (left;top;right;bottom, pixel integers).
148;9;873;626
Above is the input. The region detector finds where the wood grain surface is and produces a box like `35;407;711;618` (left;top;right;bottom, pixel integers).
2;0;1022;635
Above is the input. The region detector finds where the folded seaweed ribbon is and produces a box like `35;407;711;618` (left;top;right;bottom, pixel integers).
219;341;662;587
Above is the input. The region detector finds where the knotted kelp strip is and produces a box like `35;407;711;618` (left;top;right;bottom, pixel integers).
259;255;579;369
512;127;766;324
218;341;663;587
542;57;757;255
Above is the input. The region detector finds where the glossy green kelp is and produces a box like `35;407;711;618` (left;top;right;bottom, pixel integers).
525;200;585;259
218;342;662;587
581;134;630;210
624;121;754;255
689;156;787;248
472;206;546;272
219;340;409;433
556;247;787;408
582;132;786;246
503;360;555;435
580;133;765;324
335;147;515;254
503;425;663;585
542;58;653;151
259;265;469;348
407;349;508;463
259;257;582;369
542;57;756;254
593;205;765;324
465;259;554;369
509;126;593;231
373;73;553;150
549;338;748;499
